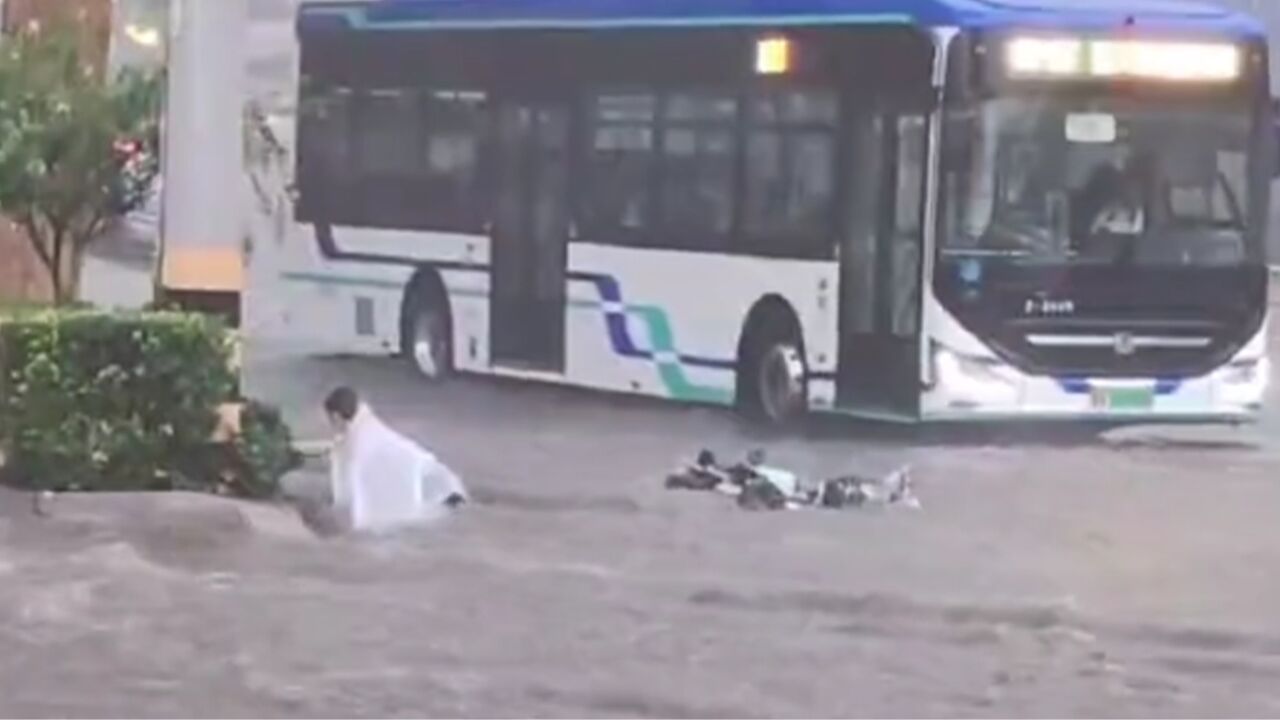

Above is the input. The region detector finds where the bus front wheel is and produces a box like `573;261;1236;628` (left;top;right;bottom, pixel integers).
401;280;453;381
740;322;808;425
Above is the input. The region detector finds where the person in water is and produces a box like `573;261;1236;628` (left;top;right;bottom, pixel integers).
324;386;467;532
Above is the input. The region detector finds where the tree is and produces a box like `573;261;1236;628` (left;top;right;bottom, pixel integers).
0;20;161;304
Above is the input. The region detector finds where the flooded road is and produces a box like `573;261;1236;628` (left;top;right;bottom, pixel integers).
24;0;1279;712
3;326;1278;717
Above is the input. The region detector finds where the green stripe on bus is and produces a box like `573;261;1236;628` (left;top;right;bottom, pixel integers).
280;271;488;299
628;304;735;405
280;270;403;290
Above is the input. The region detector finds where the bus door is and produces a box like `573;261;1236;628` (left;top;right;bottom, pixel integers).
489;100;571;372
836;109;928;415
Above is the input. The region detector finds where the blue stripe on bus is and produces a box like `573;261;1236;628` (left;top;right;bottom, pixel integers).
1056;377;1183;396
296;0;1265;38
569;270;739;371
303;6;915;32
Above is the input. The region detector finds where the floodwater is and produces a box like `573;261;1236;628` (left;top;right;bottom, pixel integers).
35;1;1280;712
2;324;1279;717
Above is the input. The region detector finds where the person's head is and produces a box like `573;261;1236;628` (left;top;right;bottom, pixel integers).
324;386;360;432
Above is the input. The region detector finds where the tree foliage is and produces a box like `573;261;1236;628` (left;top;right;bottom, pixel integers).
0;20;162;304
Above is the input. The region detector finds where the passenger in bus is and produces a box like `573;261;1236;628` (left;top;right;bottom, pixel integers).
325;386;468;533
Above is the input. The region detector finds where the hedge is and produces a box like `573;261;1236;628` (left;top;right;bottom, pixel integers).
0;309;297;496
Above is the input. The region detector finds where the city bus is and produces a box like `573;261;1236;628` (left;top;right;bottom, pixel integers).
270;0;1275;424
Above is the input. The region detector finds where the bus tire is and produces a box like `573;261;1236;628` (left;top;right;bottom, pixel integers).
400;273;453;382
738;306;808;425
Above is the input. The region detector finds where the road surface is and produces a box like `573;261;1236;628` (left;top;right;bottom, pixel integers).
2;313;1279;717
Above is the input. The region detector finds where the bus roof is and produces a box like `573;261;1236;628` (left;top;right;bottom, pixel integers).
298;0;1267;39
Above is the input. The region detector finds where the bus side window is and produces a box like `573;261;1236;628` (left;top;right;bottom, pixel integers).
891;114;926;337
842;112;885;335
743;90;839;259
582;93;657;246
659;92;738;252
421;90;488;233
296;83;355;224
354;88;424;229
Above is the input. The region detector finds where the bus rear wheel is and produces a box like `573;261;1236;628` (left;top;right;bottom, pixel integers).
741;325;808;425
401;284;453;381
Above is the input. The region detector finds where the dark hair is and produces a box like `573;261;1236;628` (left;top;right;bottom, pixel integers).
324;386;360;421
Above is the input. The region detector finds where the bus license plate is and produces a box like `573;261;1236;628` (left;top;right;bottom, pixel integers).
1091;387;1155;411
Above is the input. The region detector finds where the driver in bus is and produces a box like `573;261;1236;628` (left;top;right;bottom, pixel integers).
1088;160;1147;236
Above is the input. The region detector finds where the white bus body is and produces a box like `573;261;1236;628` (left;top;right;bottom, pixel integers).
241;0;1272;424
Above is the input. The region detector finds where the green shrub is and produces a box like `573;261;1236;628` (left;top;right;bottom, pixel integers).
0;309;236;492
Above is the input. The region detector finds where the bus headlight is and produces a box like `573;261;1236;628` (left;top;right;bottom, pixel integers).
932;344;1017;405
1220;356;1270;393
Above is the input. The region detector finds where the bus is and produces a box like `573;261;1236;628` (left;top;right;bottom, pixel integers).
269;0;1275;424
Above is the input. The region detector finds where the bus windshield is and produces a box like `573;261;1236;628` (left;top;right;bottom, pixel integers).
941;94;1260;267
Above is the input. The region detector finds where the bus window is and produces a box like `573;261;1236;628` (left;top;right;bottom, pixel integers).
1167;149;1247;228
355;89;423;227
891;114;926;337
583;93;657;245
660;92;738;251
943;97;1254;266
841;112;885;335
744;90;838;257
295;85;354;223
421;90;487;231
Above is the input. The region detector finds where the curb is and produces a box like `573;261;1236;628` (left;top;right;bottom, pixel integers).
28;490;320;542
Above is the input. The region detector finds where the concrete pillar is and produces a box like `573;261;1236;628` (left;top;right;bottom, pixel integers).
160;0;248;301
